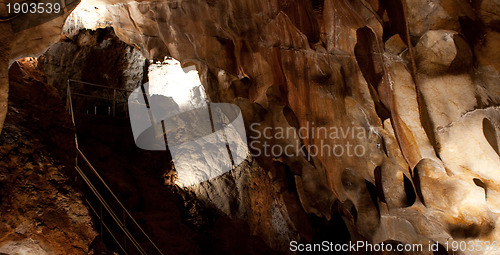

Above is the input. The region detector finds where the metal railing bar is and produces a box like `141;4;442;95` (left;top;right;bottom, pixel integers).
85;198;128;255
75;165;147;255
67;80;164;255
67;81;76;126
70;92;128;103
68;79;134;92
76;148;165;255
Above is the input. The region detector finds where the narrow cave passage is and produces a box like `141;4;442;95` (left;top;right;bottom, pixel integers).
4;43;283;254
71;92;199;254
1;25;352;254
59;43;280;254
3;0;499;254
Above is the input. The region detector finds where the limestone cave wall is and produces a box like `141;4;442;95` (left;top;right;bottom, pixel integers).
1;0;500;254
74;0;500;251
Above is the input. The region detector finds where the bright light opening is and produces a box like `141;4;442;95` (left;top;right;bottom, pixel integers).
147;58;207;112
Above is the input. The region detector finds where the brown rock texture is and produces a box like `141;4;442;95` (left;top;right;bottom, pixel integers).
0;59;97;254
40;27;147;95
79;0;500;252
0;0;80;133
1;0;500;253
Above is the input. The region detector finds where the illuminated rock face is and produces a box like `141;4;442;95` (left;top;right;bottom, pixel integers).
2;0;500;253
129;58;249;187
0;0;80;134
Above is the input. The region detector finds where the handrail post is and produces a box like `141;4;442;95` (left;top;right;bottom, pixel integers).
67;80;76;126
66;85;69;112
113;89;116;117
67;79;165;254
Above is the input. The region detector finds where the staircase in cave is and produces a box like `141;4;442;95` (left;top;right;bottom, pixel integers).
66;80;165;255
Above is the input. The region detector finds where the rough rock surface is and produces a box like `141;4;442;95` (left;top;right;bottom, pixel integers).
72;102;282;255
1;0;500;254
0;127;97;254
77;0;500;252
0;0;80;133
0;59;97;254
41;27;146;95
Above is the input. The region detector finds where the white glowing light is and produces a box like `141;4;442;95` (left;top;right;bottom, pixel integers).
63;1;110;32
148;58;207;111
128;58;248;188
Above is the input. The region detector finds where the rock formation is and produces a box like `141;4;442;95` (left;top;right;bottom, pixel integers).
0;0;80;134
1;0;500;254
41;27;147;95
0;58;97;254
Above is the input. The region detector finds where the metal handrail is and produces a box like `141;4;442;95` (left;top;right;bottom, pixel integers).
67;80;165;255
85;199;128;254
76;165;141;254
67;81;75;126
76;148;165;255
68;79;134;93
67;80;131;118
70;92;128;103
